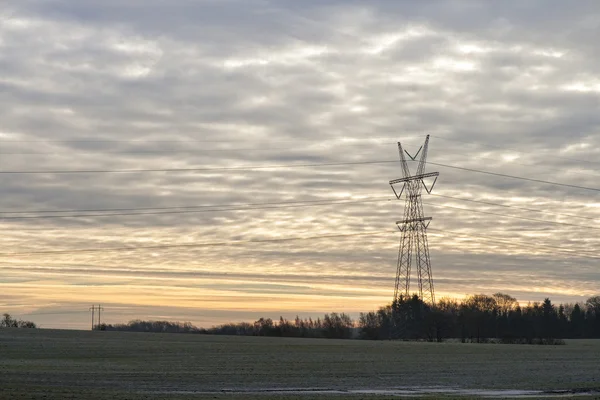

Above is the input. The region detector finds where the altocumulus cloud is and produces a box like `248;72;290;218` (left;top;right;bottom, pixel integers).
0;0;599;329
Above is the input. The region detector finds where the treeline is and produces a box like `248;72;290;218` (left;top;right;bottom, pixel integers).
200;294;600;343
1;313;37;329
360;293;600;343
204;313;356;339
98;313;356;339
92;293;600;344
98;320;201;333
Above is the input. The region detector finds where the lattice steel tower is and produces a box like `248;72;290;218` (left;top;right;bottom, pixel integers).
389;135;439;305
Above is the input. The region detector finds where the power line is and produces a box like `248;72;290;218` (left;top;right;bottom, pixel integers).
14;310;89;316
0;137;416;145
2;198;367;214
1;196;598;263
0;139;303;144
0;141;400;155
0;160;398;174
0;197;391;220
0;159;598;194
426;161;600;193
431;135;600;167
1;226;597;260
0;147;294;155
431;194;599;222
427;148;600;179
428;228;600;261
0;195;597;231
0;194;554;216
5;134;597;168
4;142;600;181
423;202;600;232
0;230;394;257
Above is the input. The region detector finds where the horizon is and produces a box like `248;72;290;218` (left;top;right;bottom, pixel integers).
12;292;597;331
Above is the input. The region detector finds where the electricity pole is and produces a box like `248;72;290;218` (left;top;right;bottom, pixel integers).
97;305;104;328
89;305;95;330
89;305;105;330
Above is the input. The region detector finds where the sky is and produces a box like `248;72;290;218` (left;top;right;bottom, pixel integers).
1;0;599;330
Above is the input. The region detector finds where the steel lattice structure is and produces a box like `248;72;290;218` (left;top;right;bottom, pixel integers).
389;135;439;305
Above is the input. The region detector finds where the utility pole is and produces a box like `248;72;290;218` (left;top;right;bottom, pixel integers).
89;305;105;330
89;305;95;330
389;135;439;305
97;305;104;328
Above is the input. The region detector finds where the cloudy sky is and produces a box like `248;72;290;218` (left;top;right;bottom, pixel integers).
1;0;599;329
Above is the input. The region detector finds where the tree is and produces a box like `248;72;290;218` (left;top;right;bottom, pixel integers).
461;295;497;342
293;315;309;337
376;305;393;339
253;318;274;336
358;311;380;340
435;297;460;339
541;298;557;340
1;313;36;329
570;304;585;338
557;304;568;338
493;293;517;316
278;316;292;337
492;293;517;340
323;313;354;339
585;296;600;337
391;295;433;340
2;313;15;327
586;296;600;313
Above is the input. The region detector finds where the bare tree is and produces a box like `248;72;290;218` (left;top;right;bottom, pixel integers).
585;296;600;314
493;293;517;316
1;313;36;329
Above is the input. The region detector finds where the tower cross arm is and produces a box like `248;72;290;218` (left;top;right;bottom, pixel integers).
389;171;439;185
396;217;432;225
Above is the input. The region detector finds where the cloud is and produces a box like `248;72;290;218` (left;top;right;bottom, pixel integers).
1;0;599;329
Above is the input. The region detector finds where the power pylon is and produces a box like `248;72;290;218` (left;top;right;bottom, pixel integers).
389;135;439;305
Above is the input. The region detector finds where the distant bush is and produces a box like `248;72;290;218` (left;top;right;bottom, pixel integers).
204;313;356;339
99;320;201;333
498;337;565;345
0;313;37;329
536;338;566;346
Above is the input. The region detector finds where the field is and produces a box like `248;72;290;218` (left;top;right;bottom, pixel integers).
1;329;600;399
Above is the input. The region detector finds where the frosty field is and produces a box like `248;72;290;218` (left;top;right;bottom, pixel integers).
1;329;600;399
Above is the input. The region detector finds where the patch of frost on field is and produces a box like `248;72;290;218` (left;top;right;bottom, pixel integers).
148;386;600;398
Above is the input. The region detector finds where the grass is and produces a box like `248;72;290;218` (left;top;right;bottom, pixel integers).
1;329;600;399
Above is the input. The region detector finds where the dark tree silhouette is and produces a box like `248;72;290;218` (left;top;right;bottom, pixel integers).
93;293;600;344
0;313;37;329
